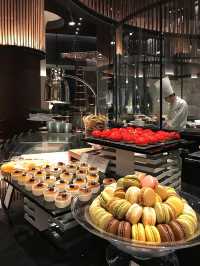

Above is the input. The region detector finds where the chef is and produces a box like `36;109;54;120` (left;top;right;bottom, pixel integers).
154;76;188;130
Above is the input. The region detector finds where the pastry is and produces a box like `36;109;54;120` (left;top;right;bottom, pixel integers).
142;207;156;225
79;187;92;202
32;182;46;196
11;170;22;181
50;167;62;178
154;202;174;224
155;193;162;203
114;188;126;199
97;212;113;229
109;199;131;220
166;196;184;216
141;175;158;189
43;164;51;174
182;203;197;222
27;167;37;177
76;170;87;179
73;177;86;187
25;177;37;191
169;220;185;241
105;218;120;235
65;164;77;174
117;221;131;239
43;187;57;202
165;186;177;197
99;190;113;208
155;185;168;201
87;173;99;183
18;173;30;186
178;214;197;232
88;166;98;175
126;203;143;224
145;225;161;243
125;186;141;204
60;171;73;183
57;162;66;169
66;184;79;196
55;180;67;192
123;176;141;189
157;224;175;242
55;192;71;208
103;178;116;187
34;170;46;181
88;181;100;194
45;175;56;186
139;187;156;207
78;163;88;171
132;223;146;242
1;162;15;174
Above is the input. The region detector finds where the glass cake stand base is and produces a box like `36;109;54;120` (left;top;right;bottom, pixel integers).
106;244;179;266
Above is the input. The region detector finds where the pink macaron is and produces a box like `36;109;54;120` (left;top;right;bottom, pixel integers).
141;175;158;189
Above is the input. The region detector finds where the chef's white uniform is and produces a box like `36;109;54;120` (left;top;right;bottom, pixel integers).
154;77;188;130
167;96;188;130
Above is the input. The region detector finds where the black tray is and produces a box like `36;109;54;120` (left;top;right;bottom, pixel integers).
3;178;71;217
84;137;187;155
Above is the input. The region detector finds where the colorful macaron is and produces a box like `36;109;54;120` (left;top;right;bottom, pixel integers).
155;185;168;201
132;223;146;242
117;221;132;239
157;224;175;242
142;207;156;225
145;225;161;243
166;196;184;216
126;203;143;224
114;188;126;199
139;187;156;207
168;220;185;241
125;186;141;204
140;175;158;189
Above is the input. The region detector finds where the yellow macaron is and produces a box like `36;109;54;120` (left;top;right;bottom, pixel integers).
145;225;161;243
166;196;184;216
142;207;156;225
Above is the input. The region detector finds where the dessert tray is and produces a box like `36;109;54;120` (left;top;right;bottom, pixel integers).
72;174;200;259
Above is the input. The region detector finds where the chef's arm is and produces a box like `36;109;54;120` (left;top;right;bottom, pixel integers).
167;104;187;128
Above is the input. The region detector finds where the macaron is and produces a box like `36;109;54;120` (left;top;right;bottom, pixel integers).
176;218;195;238
157;224;175;242
145;225;161;243
123;177;141;189
154;202;174;224
126;203;143;224
166;196;184;216
182;203;197;222
117;221;131;239
114;200;131;220
139;187;156;207
165;187;177;198
169;220;185;241
125;186;141;204
132;223;146;242
142;207;156;225
155;185;168;201
178;214;197;232
98;212;113;230
141;175;158;189
106;218;120;235
155;193;162;203
99;190;113;208
114;188;126;199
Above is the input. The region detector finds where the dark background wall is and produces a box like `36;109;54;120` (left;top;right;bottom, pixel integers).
0;47;41;138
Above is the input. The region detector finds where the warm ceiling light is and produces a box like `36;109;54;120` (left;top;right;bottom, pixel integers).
129;32;133;36
79;17;83;21
78;22;82;26
76;28;80;31
110;41;115;45
75;31;79;35
68;21;76;26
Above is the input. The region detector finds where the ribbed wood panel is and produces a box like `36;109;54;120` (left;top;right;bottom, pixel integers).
0;0;44;50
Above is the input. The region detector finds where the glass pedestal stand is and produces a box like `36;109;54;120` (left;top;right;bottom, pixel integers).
106;244;179;266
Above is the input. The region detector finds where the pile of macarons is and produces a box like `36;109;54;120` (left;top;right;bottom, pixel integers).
89;173;198;244
91;127;181;146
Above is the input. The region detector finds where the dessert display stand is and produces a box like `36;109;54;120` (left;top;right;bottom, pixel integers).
84;137;190;190
72;190;200;266
73;137;198;266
